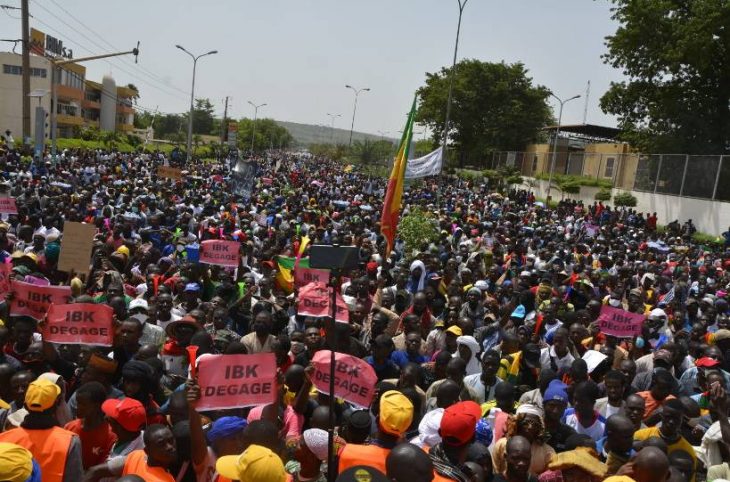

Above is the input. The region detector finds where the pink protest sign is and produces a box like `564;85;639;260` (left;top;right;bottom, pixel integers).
297;282;349;323
43;303;114;346
0;198;17;214
311;350;377;408
597;305;644;337
196;353;277;410
10;280;72;320
0;263;10;294
295;267;330;289
199;240;240;267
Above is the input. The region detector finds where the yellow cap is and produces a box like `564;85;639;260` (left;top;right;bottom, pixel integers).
0;443;33;482
445;325;463;337
378;390;413;436
25;378;60;412
116;245;130;257
216;445;286;482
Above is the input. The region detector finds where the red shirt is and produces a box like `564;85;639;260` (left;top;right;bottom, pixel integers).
64;418;117;469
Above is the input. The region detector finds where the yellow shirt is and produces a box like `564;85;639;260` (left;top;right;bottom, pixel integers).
634;427;696;481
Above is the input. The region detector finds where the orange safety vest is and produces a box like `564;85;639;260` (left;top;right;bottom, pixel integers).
122;450;175;482
338;444;390;474
0;426;75;482
433;471;458;482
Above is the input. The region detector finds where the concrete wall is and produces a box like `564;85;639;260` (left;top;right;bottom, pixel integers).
523;177;730;236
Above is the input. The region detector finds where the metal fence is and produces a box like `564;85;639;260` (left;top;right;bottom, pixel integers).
481;151;730;201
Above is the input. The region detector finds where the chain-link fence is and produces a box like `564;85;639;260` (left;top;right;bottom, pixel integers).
482;151;730;200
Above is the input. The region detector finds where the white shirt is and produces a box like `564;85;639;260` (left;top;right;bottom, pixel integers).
540;346;575;373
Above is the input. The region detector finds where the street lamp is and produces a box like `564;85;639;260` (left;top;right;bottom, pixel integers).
345;85;370;147
176;44;218;161
248;101;267;152
442;0;470;162
545;93;581;203
327;113;341;143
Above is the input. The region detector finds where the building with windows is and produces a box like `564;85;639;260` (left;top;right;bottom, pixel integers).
0;50;137;143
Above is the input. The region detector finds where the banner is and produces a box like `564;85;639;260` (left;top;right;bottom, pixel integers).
196;353;277;410
230;159;258;200
311;350;377;408
0;263;10;295
597;305;644;337
405;147;443;179
57;222;97;274
199;240;240;267
294;267;330;289
10;280;72;320
157;166;183;180
0;197;18;214
43;303;114;346
297;282;348;322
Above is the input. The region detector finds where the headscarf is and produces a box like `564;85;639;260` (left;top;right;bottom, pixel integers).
454;336;481;376
411;407;443;448
407;260;427;293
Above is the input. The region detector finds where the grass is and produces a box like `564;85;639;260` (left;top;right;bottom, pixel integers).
533;173;613;189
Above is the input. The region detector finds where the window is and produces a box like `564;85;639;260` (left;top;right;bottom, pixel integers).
604;157;615;178
2;64;46;77
56;68;84;90
56;103;78;116
532;154;538;172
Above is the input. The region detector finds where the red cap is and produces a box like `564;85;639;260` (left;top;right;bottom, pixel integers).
439;401;481;446
695;357;721;368
102;398;146;432
366;261;378;273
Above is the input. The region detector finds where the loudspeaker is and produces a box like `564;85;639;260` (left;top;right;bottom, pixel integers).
309;245;360;270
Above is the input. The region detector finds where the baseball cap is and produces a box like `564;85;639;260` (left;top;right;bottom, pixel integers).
336;466;389;482
206;416;248;444
165;315;202;338
378;390;414;436
510;305;526;319
522;343;541;369
543;379;569;404
128;298;149;312
184;282;201;292
0;442;33;482
696;357;721;368
713;329;730;342
102;398;146;432
25;378;60;412
439;400;481;446
445;325;463;337
216;444;286;482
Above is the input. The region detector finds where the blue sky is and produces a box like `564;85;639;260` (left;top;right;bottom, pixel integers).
1;0;624;136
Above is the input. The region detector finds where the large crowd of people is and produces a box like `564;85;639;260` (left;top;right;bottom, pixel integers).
0;136;728;482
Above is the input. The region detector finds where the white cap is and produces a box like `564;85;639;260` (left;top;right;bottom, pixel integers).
129;298;149;312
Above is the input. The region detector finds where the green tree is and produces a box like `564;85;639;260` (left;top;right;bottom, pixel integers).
600;1;730;154
595;188;612;201
236;118;293;152
614;191;638;207
397;207;440;259
185;98;216;136
349;139;394;165
417;59;553;165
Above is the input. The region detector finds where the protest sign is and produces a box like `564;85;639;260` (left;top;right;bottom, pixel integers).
297;282;348;322
157;166;182;180
585;223;600;238
43;303;114;346
311;350;377;407
10;280;71;320
196;353;277;410
0;262;10;295
57;222;97;274
199;240;240;267
597;305;644;337
294;267;329;289
0;197;17;214
262;177;273;186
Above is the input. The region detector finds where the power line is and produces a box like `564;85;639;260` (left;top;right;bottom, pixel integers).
44;0;190;97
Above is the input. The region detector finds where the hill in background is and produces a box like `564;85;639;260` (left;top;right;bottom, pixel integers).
274;120;397;146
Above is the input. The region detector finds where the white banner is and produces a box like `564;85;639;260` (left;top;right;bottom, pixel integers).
405;147;443;178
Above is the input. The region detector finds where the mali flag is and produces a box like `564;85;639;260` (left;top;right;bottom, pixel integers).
380;96;417;258
276;256;310;293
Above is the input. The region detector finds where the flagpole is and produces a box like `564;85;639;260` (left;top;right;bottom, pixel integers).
441;0;469;164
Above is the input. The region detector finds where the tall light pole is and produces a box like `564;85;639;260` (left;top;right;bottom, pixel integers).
442;0;469;163
545;93;581;203
345;85;370;147
327;113;341;143
176;45;218;161
248;101;267;153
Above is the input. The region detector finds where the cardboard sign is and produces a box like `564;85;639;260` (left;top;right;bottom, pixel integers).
0;263;10;294
311;350;377;408
196;353;277;410
199;240;240;267
157;166;183;180
294;267;330;289
0;198;17;214
57;222;97;274
43;303;114;346
10;280;71;320
597;305;644;338
297;282;348;322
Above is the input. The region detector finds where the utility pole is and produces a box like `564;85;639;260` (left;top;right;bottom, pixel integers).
220;96;229;145
21;0;30;145
582;81;591;125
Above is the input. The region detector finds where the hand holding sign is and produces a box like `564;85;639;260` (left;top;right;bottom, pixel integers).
311;350;377;408
196;353;277;411
597;305;645;338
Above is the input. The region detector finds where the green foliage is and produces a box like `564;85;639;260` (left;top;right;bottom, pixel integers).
416;59;553;165
594;188;612;201
190;98;216;136
125;134;142;147
349;139;394;165
413;139;436;158
236;118;293;152
481;166;522;191
397;207;440;258
551;178;581;197
309;143;348;160
533;173;613;189
600;0;730;154
613;191;638;207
